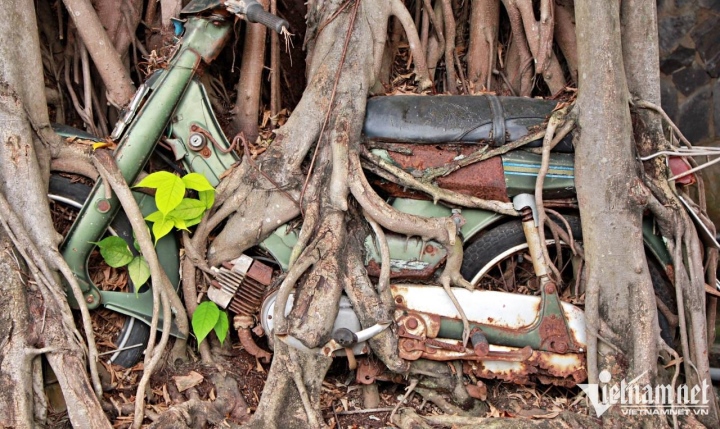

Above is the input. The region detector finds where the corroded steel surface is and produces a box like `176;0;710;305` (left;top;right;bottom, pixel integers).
371;144;509;202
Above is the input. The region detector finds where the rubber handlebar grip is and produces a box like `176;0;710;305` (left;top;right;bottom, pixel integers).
245;3;289;34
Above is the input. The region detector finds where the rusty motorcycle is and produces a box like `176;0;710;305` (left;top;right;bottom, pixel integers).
48;0;696;387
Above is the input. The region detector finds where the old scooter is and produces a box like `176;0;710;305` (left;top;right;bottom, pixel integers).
49;0;695;387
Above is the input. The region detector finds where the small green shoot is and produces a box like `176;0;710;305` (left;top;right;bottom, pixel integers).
135;172;216;243
192;301;229;346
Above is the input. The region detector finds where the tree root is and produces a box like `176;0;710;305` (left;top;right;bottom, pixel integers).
61;0;136;106
349;152;474;344
0;188;105;397
534;105;574;282
467;0;499;92
93;151;189;428
364;212;391;294
389;0;432;90
439;0;457;93
148;372;249;428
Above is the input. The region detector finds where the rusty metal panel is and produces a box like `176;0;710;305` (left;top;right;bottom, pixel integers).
373;143;509;202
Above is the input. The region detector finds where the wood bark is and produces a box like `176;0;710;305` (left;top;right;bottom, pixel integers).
231;0;270;143
62;0;136;107
467;0;499;92
575;2;665;425
0;1;111;427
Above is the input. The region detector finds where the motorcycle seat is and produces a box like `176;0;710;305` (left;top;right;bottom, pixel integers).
363;95;574;153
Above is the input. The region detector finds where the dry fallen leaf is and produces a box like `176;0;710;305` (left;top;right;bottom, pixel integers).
173;371;204;392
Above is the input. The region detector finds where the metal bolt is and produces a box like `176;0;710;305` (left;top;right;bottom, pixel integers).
86;295;95;304
395;296;404;305
96;199;111;213
544;283;556;294
553;341;568;354
189;133;205;149
406;318;418;329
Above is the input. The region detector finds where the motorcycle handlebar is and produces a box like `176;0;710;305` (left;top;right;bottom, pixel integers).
228;0;289;34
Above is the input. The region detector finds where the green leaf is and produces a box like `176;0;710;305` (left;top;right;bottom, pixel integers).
144;210;164;223
168;198;206;221
171;217;189;231
157;181;185;215
192;301;220;345
136;171;185;215
94;236;133;268
152;217;174;244
198;190;215;210
134;171;179;190
214;311;229;346
182;173;214;192
184;214;204;228
128;256;150;293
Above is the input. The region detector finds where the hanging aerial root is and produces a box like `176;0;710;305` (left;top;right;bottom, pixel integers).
389;0;432;90
534;105;575;282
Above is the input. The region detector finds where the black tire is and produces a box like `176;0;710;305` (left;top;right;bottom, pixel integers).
461;214;676;346
49;175;150;367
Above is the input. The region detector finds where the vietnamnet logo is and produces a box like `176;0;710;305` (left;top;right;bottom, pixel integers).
578;370;711;417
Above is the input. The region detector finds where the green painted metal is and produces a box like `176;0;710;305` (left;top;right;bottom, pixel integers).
502;150;575;199
436;287;576;351
260;225;299;271
642;217;672;266
168;79;241;185
59;17;231;328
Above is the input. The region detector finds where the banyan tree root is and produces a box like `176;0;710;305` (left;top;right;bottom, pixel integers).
93;150;189;428
467;0;499;92
147;373;249;429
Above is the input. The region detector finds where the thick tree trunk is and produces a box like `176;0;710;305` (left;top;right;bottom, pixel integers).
0;229;36;428
0;1;111;427
575;0;663;424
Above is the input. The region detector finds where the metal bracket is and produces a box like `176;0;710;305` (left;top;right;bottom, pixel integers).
512;194;538;226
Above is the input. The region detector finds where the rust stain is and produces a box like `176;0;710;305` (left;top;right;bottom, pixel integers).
538;314;572;354
366;259;442;280
238;328;272;363
356;358;404;385
371;143;509;201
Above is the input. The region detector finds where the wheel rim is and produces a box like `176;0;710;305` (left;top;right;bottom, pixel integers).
470;240;578;294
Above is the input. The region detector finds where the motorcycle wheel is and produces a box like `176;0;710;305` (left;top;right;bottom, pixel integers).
49;174;150;368
460;214;676;346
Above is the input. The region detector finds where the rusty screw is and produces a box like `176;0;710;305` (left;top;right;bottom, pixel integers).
85;295;95;304
544;283;556;294
96;199;111;213
552;341;568;354
395;296;404;305
406;318;418;330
